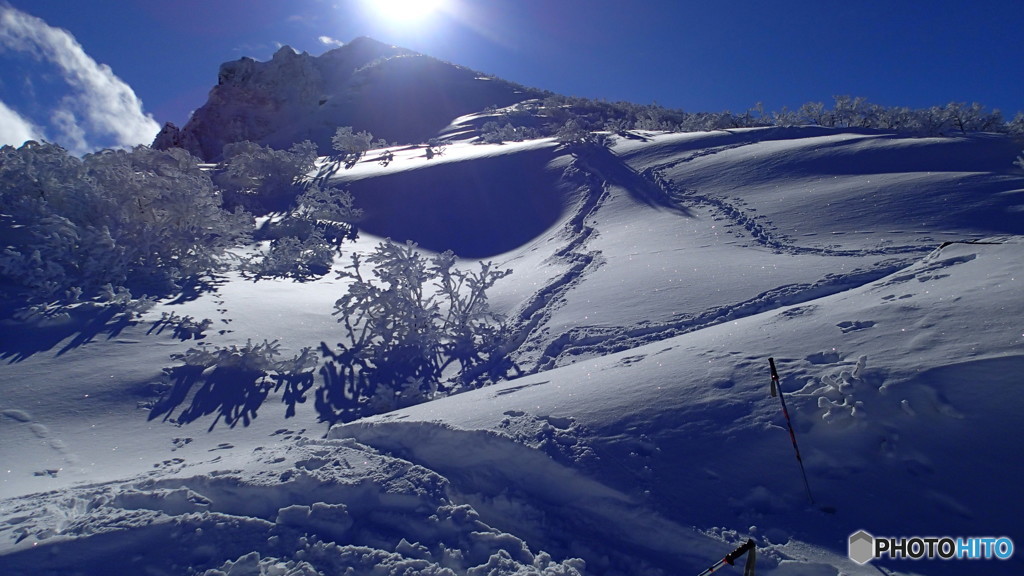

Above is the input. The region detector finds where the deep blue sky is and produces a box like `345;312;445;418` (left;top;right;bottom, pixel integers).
1;0;1022;151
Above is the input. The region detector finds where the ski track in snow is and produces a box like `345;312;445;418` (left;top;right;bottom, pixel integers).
503;139;932;371
501;153;612;372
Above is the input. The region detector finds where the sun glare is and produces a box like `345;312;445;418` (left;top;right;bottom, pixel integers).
364;0;445;23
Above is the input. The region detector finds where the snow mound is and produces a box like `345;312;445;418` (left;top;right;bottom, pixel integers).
327;140;575;258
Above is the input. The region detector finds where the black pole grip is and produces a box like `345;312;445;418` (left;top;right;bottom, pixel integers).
724;538;756;565
768;357;779;397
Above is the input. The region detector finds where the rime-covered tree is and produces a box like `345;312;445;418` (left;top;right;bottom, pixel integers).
944;102;1005;134
317;240;512;422
0;142;249;305
479;121;539;144
213;140;318;213
331;127;374;158
797;101;830;126
243;184;361;280
1009;112;1024;136
831;95;877;128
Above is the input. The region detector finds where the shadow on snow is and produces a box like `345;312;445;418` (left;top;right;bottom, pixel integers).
0;304;137;364
149;365;315;432
0;276;226;363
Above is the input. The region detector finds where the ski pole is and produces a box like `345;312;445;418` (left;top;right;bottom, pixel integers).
769;357;815;506
696;538;756;576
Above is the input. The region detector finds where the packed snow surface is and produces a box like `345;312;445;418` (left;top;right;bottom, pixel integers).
2;127;1023;575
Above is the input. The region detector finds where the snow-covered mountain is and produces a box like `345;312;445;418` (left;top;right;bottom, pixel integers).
153;37;546;161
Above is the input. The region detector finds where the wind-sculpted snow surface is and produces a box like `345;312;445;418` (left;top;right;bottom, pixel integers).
2;128;1023;575
492;127;1024;369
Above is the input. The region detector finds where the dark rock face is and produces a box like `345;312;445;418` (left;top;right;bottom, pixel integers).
154;37;545;161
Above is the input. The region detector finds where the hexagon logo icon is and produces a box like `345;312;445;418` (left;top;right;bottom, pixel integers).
849;530;875;565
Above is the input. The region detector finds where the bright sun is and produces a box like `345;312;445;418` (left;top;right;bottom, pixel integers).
364;0;445;23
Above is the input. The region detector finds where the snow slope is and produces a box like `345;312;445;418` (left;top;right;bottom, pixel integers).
2;127;1022;576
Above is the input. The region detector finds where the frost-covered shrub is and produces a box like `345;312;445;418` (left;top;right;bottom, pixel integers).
0;141;249;306
245;235;337;280
293;182;362;225
422;138;447;160
1009;113;1024;136
479;121;540;144
173;339;313;375
11;284;155;329
318;240;513;422
531;94;1019;138
331;126;374;158
214;140;318;213
242;184;361;280
554;119;612;149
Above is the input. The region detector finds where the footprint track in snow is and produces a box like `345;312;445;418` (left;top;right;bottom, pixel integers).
836;320;876;333
1;408;80;475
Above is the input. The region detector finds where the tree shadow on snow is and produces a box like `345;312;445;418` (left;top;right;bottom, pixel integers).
149;366;314;432
616;131;653;142
313;343;369;427
150;365;268;431
0;303;138;364
0;276;226;362
161;275;228;306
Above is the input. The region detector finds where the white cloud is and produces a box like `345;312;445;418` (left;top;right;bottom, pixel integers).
0;5;160;154
50;106;87;154
0;99;44;147
318;36;345;47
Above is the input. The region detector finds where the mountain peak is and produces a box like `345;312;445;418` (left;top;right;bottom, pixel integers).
271;45;301;60
345;35;396;50
155;38;541;160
